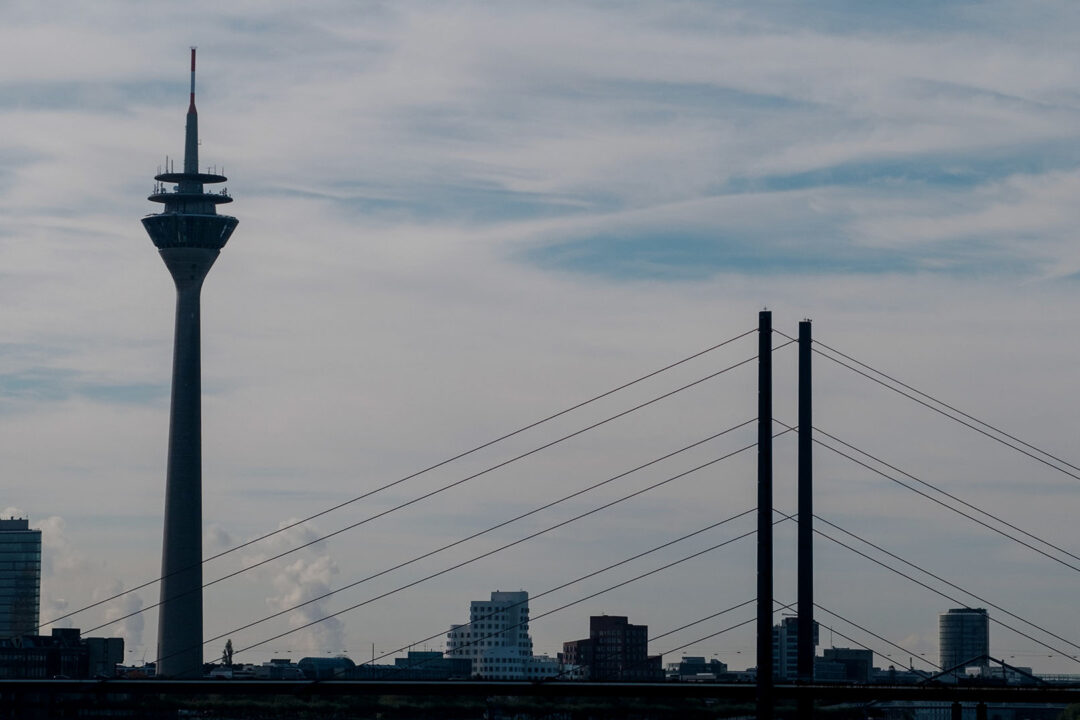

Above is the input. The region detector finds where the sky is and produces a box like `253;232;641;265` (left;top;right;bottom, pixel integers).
1;0;1079;674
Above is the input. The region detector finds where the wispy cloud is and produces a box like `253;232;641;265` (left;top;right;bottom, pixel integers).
0;367;166;405
1;0;1079;672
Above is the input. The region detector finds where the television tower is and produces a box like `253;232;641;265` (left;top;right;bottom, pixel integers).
142;48;238;678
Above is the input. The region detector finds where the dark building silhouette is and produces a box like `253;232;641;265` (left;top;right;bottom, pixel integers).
561;615;662;681
561;637;594;679
670;655;729;681
940;608;989;673
347;651;472;680
141;49;238;678
818;647;873;683
298;656;356;680
0;628;123;679
773;616;818;681
0;518;41;639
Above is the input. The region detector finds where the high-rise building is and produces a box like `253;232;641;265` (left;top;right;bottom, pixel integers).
561;615;663;682
446;590;534;679
939;608;989;673
141;49;238;678
772;616;818;681
0;517;41;639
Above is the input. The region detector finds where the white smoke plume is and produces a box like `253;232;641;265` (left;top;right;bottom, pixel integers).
28;513;144;654
43;597;71;629
205;524;234;554
37;514;88;578
29;513;93;633
99;579;145;648
242;519;346;654
269;554;346;653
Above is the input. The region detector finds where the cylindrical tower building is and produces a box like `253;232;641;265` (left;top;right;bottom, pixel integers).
142;49;238;678
939;608;989;674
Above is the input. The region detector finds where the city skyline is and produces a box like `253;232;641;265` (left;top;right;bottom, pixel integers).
0;530;1030;683
1;1;1079;674
1;503;1072;678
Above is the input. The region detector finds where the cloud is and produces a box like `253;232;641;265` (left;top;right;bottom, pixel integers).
43;597;72;630
269;554;346;655
238;519;346;656
0;367;166;406
38;515;87;578
2;0;1080;675
100;579;145;649
205;524;234;554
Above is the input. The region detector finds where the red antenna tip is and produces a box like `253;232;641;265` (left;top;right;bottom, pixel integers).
188;48;197;112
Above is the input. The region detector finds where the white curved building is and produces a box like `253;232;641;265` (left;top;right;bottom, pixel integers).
446;590;534;679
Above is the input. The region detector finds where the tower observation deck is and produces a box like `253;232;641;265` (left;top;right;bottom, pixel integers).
142;48;238;678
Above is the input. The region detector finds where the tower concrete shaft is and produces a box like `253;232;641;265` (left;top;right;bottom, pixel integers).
142;48;237;678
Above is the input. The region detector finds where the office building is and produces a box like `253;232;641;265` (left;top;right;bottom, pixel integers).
561;615;663;682
447;590;534;679
939;608;989;672
0;628;123;679
0;518;41;639
524;654;560;680
819;647;873;683
773;616;818;681
560;636;593;679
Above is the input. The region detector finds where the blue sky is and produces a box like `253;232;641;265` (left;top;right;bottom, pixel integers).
1;0;1079;673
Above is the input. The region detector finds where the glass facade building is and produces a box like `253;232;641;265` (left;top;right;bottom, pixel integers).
0;518;41;639
939;607;989;673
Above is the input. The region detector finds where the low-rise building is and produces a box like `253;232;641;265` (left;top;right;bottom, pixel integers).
561;615;663;682
524;654;560;680
820;647;873;683
298;655;356;679
0;628;123;679
668;656;729;681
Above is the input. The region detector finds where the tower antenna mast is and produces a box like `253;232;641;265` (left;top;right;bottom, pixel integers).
141;49;238;679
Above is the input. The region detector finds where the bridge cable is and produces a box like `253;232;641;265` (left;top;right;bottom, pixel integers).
650;599;754;644
407;599;758;682
812;523;1080;666
812;426;1080;566
131;428;767;650
43;328;758;628
775;329;1080;483
809;334;1080;476
812;602;934;671
233;511;790;663
157;435;794;664
60;344;765;633
546;600;807;683
803;427;1080;575
810;513;1080;655
777;416;1080;574
375;514;797;679
540;598;909;684
541;601;793;683
85;419;756;637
